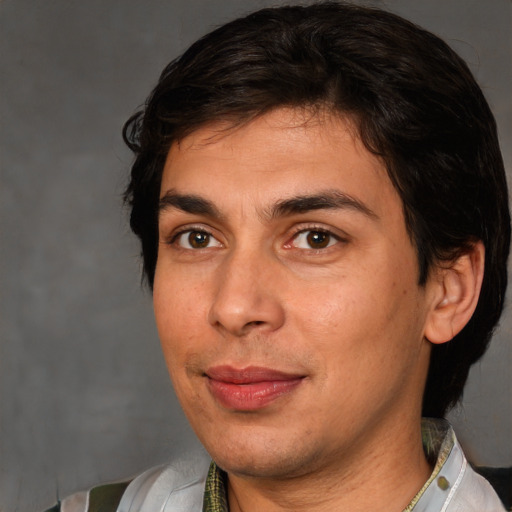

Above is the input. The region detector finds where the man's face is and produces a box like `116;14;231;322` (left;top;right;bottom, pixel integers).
153;108;437;479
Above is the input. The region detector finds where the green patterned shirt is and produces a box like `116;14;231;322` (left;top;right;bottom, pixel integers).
203;461;229;512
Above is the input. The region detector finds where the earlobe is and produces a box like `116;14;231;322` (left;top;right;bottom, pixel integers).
424;242;485;345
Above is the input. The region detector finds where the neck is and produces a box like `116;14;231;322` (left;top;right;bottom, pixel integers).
227;416;432;512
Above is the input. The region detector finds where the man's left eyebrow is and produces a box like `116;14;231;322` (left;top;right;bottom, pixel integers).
267;190;378;220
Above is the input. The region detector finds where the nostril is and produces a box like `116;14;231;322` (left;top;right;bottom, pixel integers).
238;319;267;335
208;282;286;335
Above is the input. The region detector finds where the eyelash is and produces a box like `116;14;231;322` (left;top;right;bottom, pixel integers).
168;226;221;250
285;226;345;251
167;224;345;252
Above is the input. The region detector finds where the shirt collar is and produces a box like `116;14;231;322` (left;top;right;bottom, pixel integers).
404;418;455;511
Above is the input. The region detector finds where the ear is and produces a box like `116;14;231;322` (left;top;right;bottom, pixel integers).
424;242;485;345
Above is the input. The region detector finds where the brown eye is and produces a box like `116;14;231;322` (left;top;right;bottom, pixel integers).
306;231;331;249
173;229;222;249
188;231;210;248
291;230;338;250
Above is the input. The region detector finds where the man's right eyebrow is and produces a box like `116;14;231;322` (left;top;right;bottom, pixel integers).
158;191;222;218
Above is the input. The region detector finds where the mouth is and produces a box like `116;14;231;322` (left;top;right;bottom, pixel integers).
205;365;305;411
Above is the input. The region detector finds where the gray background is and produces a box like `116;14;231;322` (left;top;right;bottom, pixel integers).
1;1;510;511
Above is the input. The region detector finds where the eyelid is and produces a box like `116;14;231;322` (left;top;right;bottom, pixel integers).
284;224;349;250
166;224;222;249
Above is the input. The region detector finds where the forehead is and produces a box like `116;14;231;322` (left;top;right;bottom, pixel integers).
161;108;402;223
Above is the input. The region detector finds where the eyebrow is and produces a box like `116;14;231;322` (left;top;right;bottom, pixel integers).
267;190;378;220
158;189;377;221
159;191;222;219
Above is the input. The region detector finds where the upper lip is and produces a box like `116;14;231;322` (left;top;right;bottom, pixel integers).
205;365;305;384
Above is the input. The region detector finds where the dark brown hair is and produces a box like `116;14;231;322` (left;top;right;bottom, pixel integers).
123;2;510;417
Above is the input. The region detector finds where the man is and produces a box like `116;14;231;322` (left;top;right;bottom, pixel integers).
48;2;510;511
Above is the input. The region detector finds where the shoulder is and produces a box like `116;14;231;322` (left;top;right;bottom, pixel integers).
474;467;512;511
43;482;130;512
434;428;506;511
44;449;211;512
118;449;210;511
441;431;507;512
447;463;508;512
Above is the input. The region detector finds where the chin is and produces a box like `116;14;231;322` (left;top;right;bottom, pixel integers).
202;431;320;480
216;453;312;480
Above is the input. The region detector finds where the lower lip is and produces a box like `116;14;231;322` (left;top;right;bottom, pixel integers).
207;378;303;411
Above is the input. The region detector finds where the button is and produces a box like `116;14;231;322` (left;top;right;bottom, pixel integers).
437;476;450;490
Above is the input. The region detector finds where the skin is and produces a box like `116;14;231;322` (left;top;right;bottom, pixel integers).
152;108;463;511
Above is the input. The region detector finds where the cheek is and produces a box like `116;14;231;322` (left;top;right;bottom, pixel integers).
153;272;209;364
288;264;420;365
287;270;381;339
153;280;209;412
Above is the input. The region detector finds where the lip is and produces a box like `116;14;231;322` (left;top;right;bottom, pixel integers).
205;365;305;411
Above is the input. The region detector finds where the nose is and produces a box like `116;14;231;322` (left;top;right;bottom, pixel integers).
208;249;286;337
